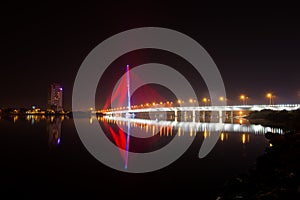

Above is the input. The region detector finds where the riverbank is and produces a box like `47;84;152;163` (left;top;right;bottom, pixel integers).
218;109;300;199
246;109;300;132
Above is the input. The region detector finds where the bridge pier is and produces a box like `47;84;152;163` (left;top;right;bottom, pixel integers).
192;110;195;122
219;110;222;118
174;110;178;122
219;110;224;123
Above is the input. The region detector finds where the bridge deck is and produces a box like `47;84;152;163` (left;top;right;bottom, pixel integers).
103;104;300;115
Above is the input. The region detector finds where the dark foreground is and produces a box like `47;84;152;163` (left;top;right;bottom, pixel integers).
220;131;300;199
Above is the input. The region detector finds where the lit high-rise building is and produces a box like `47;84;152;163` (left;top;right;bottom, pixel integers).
48;83;63;112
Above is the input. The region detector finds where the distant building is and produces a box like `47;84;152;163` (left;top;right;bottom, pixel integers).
48;83;63;112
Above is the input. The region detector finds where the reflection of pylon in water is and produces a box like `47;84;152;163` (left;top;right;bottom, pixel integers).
125;64;135;118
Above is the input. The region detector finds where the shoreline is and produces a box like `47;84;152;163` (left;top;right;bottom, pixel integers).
219;109;300;199
246;109;300;132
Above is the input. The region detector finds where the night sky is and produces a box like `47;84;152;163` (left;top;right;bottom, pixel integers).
4;4;300;110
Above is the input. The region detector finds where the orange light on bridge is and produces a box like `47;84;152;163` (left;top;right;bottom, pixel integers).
202;97;209;106
240;94;245;105
266;92;273;105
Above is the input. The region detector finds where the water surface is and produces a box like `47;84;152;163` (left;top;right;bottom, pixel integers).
1;115;282;198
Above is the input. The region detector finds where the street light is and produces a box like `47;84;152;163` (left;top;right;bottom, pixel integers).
202;97;208;106
266;93;273;105
189;98;196;106
240;94;247;105
219;96;227;106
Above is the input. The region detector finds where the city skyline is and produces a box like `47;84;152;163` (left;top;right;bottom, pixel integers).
4;5;300;109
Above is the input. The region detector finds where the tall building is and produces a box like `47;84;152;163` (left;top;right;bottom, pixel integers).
48;83;63;112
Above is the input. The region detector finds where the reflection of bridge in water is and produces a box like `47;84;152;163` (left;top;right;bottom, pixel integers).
96;116;284;135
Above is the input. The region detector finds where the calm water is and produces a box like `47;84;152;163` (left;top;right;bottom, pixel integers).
1;115;282;199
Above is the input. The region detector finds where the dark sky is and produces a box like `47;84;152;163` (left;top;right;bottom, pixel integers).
3;3;300;110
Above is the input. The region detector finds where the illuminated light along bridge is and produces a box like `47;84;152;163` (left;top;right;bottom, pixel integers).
102;104;300;117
